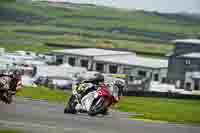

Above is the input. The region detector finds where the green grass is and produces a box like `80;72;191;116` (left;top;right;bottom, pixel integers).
16;86;70;103
0;0;16;3
0;24;174;56
0;43;56;53
1;2;200;36
0;129;22;133
16;86;200;124
117;96;200;124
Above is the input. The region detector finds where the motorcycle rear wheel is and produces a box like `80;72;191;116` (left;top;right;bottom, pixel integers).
64;95;78;114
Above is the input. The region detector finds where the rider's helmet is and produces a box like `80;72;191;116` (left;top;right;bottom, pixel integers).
12;70;21;79
89;73;104;85
95;73;104;82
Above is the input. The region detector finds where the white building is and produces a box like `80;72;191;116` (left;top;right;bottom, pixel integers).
35;63;87;80
52;48;168;83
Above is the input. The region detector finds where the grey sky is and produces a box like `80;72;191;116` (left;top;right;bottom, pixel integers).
63;0;200;13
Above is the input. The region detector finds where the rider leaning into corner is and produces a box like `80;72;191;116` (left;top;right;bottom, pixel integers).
72;72;105;111
72;72;121;112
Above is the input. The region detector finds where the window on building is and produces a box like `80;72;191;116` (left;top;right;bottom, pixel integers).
185;59;191;65
161;78;166;83
185;82;192;90
80;59;88;69
154;74;159;81
138;70;146;78
56;55;63;65
129;76;134;82
26;52;31;55
109;64;118;74
176;80;185;89
180;80;185;89
96;63;104;72
124;67;132;74
194;80;199;90
68;57;76;66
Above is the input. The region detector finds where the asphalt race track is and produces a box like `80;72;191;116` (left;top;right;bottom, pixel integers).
0;98;199;133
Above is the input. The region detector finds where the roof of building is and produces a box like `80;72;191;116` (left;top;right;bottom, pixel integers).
179;52;200;58
172;39;200;45
52;48;134;56
94;55;168;69
36;64;87;79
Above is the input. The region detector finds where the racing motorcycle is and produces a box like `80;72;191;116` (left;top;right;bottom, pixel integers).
0;73;22;104
64;83;120;116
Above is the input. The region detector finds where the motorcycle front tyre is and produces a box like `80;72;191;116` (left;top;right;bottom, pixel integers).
88;97;107;116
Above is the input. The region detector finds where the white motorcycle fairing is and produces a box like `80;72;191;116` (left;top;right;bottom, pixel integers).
81;91;99;111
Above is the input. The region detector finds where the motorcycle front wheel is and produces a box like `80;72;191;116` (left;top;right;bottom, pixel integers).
6;93;12;104
1;91;13;104
88;97;107;116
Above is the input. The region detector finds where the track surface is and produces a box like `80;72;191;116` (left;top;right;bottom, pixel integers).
0;98;200;133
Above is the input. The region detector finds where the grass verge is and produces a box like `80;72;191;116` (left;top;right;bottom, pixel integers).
116;96;200;124
16;86;200;124
0;129;23;133
16;86;70;103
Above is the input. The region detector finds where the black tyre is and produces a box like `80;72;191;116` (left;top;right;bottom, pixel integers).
101;108;109;115
64;107;72;113
64;95;77;114
6;94;12;104
1;92;12;104
88;97;107;116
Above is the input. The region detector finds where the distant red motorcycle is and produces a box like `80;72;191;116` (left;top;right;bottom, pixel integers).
64;83;120;116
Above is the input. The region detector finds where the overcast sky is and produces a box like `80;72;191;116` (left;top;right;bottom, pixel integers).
49;0;200;14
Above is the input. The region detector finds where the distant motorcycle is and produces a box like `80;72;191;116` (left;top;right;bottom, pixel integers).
0;71;22;104
64;83;120;116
